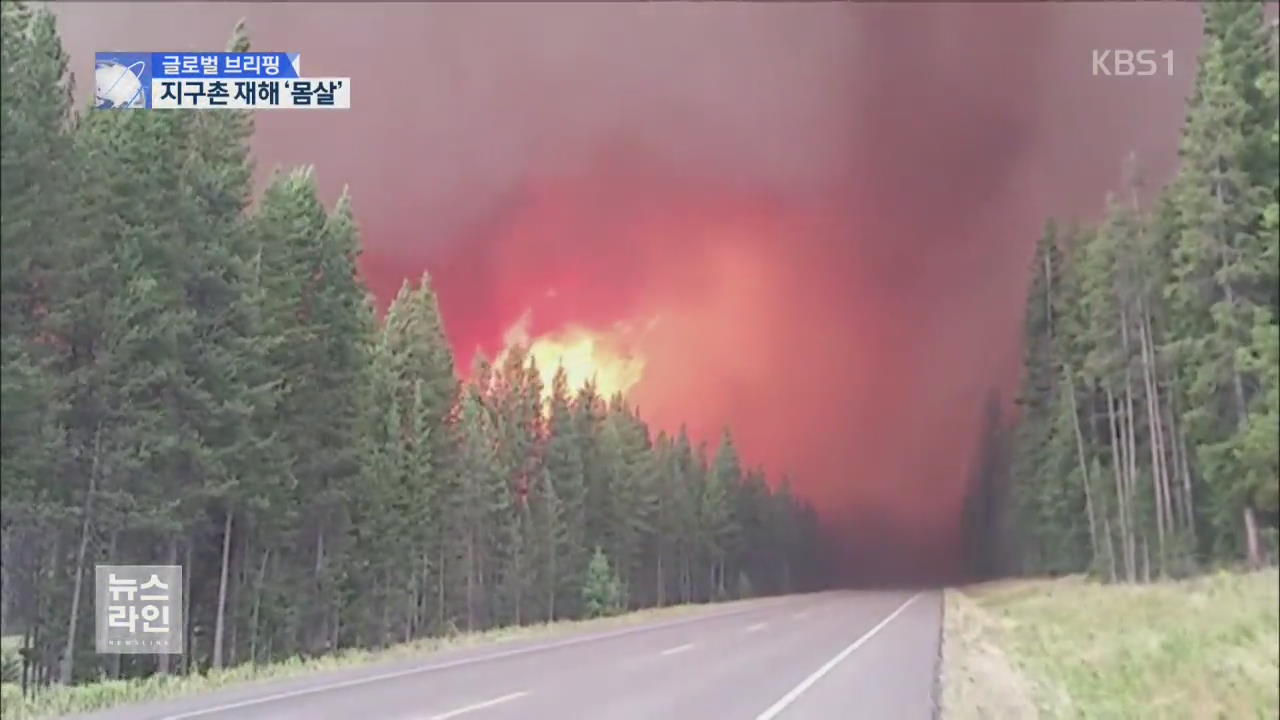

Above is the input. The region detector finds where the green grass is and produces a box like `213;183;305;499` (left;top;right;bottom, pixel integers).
0;600;742;720
942;568;1280;720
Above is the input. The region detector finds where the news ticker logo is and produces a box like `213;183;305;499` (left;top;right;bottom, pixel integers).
95;565;183;654
94;52;351;110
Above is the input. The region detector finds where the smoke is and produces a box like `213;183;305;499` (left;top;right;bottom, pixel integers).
54;2;1203;584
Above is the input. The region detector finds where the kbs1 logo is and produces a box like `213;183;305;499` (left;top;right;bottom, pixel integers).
1092;49;1174;78
94;52;351;110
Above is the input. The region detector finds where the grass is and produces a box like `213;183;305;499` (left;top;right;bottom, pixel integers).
0;599;745;720
940;568;1280;720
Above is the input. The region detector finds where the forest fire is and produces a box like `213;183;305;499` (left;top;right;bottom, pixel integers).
48;1;1210;586
7;6;1276;715
497;310;649;399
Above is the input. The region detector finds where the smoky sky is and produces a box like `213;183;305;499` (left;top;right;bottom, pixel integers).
54;2;1204;583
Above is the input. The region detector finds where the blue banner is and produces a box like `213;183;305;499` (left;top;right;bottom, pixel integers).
94;54;301;106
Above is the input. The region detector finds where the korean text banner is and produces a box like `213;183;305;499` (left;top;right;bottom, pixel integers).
152;52;302;79
94;53;350;110
151;77;351;110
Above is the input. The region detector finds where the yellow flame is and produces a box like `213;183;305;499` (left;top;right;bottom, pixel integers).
499;311;646;399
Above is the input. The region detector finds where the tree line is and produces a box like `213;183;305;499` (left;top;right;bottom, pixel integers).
0;6;826;689
1003;2;1278;582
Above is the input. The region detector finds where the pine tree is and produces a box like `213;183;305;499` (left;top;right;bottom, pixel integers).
1170;21;1276;565
529;465;567;621
706;429;743;599
455;379;507;630
0;3;76;679
581;547;623;619
374;274;457;637
543;366;587;616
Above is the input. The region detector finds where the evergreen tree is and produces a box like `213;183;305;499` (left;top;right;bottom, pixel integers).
1007;4;1278;580
543;366;587;616
581;547;623;619
706;429;743;599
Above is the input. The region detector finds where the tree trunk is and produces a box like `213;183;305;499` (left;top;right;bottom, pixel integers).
1122;362;1140;580
1141;534;1151;583
313;527;326;651
158;538;178;674
680;551;691;604
1101;513;1118;583
1244;505;1262;570
1135;302;1167;574
107;530;121;680
1220;282;1258;569
378;574;389;649
1106;386;1135;582
547;543;558;622
61;424;103;685
1163;391;1187;538
40;525;61;687
1142;310;1177;541
249;548;269;665
212;508;233;670
655;552;664;608
21;625;31;698
436;545;446;630
405;575;415;643
331;599;341;651
1221;281;1251;426
183;542;193;674
228;532;245;666
1065;366;1100;566
330;600;341;652
465;531;476;632
1167;387;1197;541
418;551;430;637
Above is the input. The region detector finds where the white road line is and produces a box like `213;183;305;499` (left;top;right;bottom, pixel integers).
159;597;797;719
745;622;768;633
755;593;922;720
429;691;528;720
659;643;695;656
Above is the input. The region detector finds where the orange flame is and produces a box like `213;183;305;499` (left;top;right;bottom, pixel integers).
499;310;649;400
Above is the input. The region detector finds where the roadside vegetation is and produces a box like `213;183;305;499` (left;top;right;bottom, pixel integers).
941;568;1279;720
946;6;1279;716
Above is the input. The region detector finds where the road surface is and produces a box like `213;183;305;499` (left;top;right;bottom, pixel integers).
69;590;942;720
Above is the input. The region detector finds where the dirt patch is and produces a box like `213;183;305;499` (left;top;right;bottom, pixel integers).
938;589;1041;720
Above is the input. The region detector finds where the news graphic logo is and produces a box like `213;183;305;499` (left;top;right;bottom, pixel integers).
92;52;350;109
95;565;183;654
94;53;149;109
95;52;349;110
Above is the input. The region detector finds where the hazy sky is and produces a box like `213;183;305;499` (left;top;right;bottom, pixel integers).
55;2;1203;581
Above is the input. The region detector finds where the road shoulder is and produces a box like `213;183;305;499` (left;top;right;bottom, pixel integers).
937;587;1040;720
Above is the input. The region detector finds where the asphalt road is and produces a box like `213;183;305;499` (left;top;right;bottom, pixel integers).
70;590;942;720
